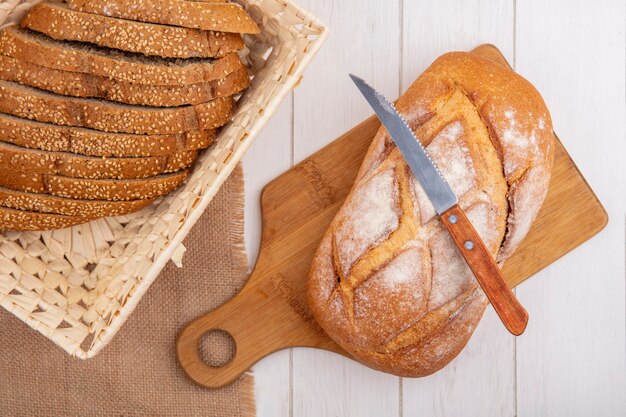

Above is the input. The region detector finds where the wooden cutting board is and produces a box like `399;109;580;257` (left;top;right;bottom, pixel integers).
176;44;608;389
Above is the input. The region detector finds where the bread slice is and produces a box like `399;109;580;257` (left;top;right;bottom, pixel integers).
0;169;189;200
0;55;249;106
0;141;197;179
0;185;154;217
0;206;88;231
0;80;235;134
66;0;260;34
0;113;215;157
0;27;243;86
22;2;244;59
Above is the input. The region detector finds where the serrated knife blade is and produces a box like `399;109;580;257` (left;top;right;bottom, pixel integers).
349;74;457;215
350;74;529;336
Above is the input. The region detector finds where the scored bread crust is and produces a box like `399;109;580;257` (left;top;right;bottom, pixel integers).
0;113;215;157
307;52;554;377
0;141;197;179
0;55;249;107
0;27;244;86
22;2;245;59
0;80;234;134
66;0;260;34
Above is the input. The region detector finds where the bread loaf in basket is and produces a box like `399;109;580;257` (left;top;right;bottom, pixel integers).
0;0;327;358
307;52;554;377
0;0;260;230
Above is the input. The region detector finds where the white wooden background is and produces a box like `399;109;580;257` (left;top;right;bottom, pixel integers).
242;1;626;416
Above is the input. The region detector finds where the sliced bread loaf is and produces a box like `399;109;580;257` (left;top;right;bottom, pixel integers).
0;55;249;106
0;169;189;200
0;80;235;134
22;2;245;59
66;0;260;34
0;141;197;179
0;185;154;217
0;27;243;86
0;113;215;157
0;206;88;231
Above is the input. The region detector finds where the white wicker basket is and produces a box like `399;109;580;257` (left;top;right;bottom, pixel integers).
0;0;327;358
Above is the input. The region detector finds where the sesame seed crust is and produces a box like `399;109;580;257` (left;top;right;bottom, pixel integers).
0;27;244;86
0;55;249;106
0;185;154;218
0;140;198;179
0;80;235;134
22;2;245;59
0;206;90;230
0;0;251;230
0;113;216;157
0;169;189;201
66;0;260;34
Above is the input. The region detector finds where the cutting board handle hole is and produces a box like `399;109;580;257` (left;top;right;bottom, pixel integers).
198;329;236;368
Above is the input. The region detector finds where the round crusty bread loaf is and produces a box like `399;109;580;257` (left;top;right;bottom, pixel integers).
307;52;555;377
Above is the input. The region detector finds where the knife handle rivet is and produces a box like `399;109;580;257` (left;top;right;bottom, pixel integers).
448;214;458;224
464;240;475;250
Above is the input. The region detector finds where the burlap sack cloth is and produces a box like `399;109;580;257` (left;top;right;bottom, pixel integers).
0;166;255;417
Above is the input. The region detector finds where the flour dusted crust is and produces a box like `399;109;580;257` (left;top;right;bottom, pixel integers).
307;52;554;377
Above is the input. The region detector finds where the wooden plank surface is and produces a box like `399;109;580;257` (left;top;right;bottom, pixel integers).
290;1;402;415
236;1;625;415
514;1;626;416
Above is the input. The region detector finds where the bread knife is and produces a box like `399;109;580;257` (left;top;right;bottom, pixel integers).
349;74;528;335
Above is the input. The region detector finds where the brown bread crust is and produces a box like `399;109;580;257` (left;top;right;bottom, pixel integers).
307;52;554;377
0;113;215;157
22;2;244;59
66;0;260;34
0;0;250;230
0;55;249;106
0;27;243;86
0;141;197;179
0;169;189;201
0;80;235;134
0;206;90;230
0;186;154;218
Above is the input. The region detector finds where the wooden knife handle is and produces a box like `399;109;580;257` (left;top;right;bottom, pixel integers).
440;204;529;335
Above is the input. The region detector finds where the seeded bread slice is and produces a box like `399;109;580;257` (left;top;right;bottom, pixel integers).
0;185;154;217
0;27;243;86
0;169;189;201
0;114;215;157
22;2;245;59
0;141;197;179
66;0;260;34
0;80;235;134
0;55;249;106
0;206;89;231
